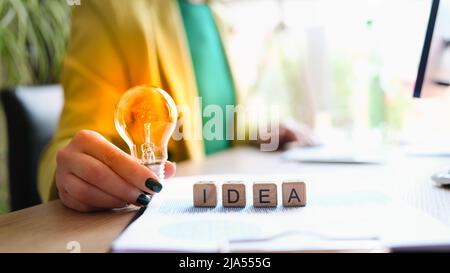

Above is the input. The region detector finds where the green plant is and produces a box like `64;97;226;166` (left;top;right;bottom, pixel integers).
0;0;70;213
0;0;71;89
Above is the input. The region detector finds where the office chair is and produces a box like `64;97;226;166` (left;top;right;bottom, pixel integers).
0;85;63;211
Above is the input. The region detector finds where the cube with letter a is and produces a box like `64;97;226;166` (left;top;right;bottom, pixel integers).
282;181;306;207
222;181;246;207
193;181;217;207
253;182;277;207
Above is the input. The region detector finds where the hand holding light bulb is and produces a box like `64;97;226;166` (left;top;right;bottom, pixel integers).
55;86;177;213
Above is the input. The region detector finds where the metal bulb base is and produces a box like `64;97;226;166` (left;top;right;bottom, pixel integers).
143;162;165;182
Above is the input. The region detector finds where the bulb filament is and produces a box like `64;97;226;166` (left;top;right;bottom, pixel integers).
142;123;156;164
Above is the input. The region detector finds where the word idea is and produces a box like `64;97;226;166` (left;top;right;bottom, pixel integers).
193;180;306;208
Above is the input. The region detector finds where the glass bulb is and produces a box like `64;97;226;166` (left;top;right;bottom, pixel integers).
114;85;178;181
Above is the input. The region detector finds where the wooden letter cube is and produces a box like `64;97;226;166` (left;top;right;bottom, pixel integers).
222;181;246;207
193;181;217;207
282;181;306;207
253;182;277;207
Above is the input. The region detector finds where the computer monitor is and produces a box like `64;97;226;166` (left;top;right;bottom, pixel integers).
412;0;450;186
414;0;450;98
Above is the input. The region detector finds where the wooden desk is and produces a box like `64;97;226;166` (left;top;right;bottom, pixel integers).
1;146;450;252
0;201;137;252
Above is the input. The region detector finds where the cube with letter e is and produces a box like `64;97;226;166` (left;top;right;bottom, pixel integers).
282;181;306;207
253;182;277;207
193;181;217;207
222;181;246;207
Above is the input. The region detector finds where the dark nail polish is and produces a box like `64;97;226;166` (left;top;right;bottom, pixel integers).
136;193;151;206
145;178;163;193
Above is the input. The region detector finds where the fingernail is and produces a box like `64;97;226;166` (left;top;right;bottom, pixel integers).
145;178;163;193
136;193;152;206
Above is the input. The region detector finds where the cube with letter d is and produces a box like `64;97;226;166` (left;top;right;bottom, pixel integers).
282;181;306;207
193;181;217;207
222;181;246;208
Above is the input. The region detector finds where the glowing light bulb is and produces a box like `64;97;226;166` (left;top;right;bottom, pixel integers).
114;85;178;181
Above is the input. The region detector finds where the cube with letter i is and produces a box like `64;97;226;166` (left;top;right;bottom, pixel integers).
193;181;217;207
222;181;246;208
253;182;277;207
282;181;306;207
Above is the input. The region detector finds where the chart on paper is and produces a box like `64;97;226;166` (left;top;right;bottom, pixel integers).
112;174;450;252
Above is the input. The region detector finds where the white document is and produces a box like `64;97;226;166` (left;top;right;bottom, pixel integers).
282;144;386;164
112;174;450;252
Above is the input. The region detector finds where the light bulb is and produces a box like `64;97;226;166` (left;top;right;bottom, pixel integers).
114;85;178;181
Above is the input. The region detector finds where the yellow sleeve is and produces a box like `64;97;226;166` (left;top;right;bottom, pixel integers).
38;1;129;202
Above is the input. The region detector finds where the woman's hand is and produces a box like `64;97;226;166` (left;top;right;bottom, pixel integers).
255;121;317;151
55;130;176;212
278;122;317;150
